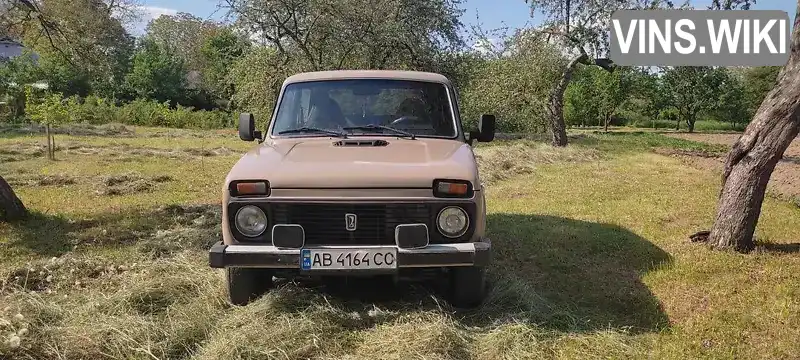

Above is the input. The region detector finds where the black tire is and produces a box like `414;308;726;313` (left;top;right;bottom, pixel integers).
449;266;487;308
226;267;274;306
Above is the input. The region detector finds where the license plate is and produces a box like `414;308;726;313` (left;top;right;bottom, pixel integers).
300;248;397;270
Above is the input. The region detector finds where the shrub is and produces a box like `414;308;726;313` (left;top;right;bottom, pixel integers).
24;94;232;129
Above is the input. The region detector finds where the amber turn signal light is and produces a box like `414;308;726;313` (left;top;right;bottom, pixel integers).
433;179;473;198
230;180;270;197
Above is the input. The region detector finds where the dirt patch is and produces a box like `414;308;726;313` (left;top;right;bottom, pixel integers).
662;133;800;205
96;172;173;196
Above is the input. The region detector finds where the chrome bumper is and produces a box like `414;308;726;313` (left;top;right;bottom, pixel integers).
208;240;491;269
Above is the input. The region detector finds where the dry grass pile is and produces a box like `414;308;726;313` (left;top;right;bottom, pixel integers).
474;141;601;185
1;254;226;359
5;174;77;187
137;204;222;257
97;171;173;196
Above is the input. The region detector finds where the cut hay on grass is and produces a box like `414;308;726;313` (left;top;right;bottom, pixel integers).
5;174;76;187
3;128;800;359
475;141;601;185
0;141;238;163
97;171;173;196
0;123;134;137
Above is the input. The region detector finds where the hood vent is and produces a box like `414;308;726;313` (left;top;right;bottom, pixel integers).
333;139;389;147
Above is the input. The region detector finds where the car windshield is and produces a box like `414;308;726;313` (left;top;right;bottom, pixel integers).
271;79;457;138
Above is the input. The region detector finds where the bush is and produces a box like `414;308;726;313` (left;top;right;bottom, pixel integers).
24;93;232;129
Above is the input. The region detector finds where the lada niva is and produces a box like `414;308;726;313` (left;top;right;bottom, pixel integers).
209;70;496;308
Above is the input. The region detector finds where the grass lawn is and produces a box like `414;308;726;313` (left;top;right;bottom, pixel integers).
1;124;799;359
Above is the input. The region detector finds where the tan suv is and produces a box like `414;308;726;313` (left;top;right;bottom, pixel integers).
209;70;496;308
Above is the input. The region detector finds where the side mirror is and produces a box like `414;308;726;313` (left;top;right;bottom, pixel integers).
238;113;262;142
468;114;495;145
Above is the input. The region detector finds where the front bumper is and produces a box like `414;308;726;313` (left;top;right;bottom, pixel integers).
208;240;491;269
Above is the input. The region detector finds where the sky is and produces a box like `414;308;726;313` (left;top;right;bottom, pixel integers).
130;0;797;40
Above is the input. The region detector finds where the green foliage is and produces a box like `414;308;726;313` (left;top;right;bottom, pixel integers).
145;12;220;73
228;0;465;71
201;28;251;108
22;91;230;129
661;66;727;132
229;47;296;123
126;38;188;103
0;53;41;120
460;33;565;132
564;66;633;128
20;0;135;98
712;72;749;127
564;68;600;127
25;89;69;126
742;66;781;116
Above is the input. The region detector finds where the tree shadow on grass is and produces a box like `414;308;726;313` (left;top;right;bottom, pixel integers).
756;242;800;254
267;213;672;335
471;213;672;333
1;211;75;257
2;204;222;258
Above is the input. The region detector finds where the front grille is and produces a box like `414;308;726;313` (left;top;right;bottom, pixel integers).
271;203;431;245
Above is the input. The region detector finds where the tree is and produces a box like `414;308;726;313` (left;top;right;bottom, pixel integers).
461;30;565;132
564;67;600;128
708;2;800;252
0;52;41;118
596;67;631;131
523;0;655;145
125;38;188;103
631;67;669;128
742;66;781;117
25;89;69;160
713;70;749;129
224;0;465;72
145;13;219;69
661;66;725;133
0;0;65;222
201;27;251;110
21;0;136;98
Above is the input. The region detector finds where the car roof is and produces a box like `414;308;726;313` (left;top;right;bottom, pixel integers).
283;70;452;86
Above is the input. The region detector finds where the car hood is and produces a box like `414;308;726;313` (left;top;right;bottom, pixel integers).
226;137;480;188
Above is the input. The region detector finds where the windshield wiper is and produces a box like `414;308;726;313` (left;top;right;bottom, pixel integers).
278;127;347;138
343;124;416;139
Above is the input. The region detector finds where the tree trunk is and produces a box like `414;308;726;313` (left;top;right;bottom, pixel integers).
604;115;610;132
687;119;695;133
708;4;800;252
547;54;586;147
46;124;53;160
0;175;27;222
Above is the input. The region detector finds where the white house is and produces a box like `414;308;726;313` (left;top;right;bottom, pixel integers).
0;38;39;63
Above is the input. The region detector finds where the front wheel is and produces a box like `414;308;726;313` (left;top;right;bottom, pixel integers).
226;267;274;306
449;266;487;308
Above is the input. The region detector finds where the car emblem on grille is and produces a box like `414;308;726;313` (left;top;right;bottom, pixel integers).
345;213;357;231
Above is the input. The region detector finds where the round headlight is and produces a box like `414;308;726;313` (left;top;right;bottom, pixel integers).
235;205;267;237
436;206;469;238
